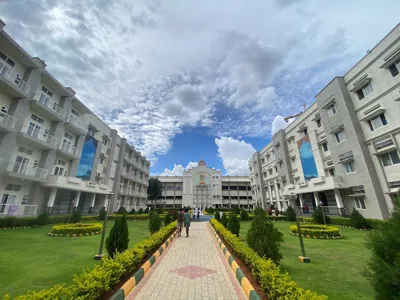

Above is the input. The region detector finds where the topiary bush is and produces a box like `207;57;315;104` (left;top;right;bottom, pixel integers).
117;207;127;214
246;211;283;264
105;214;129;258
149;212;161;234
129;208;136;215
312;206;330;225
350;209;370;229
289;224;342;239
214;211;221;222
240;209;249;221
36;211;50;226
171;210;178;222
286;206;297;222
164;212;171;226
227;213;240;236
70;211;82;223
138;208;144;214
50;223;102;236
233;206;240;215
221;212;228;228
254;207;266;216
99;207;107;221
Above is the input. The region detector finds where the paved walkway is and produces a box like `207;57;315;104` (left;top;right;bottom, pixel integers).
127;222;245;300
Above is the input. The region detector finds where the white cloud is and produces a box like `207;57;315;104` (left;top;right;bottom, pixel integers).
215;137;256;176
271;115;295;135
160;161;199;176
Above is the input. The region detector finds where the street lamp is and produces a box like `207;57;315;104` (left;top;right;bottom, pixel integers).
94;193;113;260
320;201;327;226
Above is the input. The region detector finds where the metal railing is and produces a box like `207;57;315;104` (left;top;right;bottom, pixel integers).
60;143;80;156
7;162;48;179
22;123;59;148
35;93;66;119
0;61;31;95
0;204;38;216
0;112;17;130
295;205;347;217
68;115;87;133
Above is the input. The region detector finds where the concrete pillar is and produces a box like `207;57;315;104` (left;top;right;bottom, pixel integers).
88;193;96;213
73;191;81;211
334;189;344;208
47;187;57;213
274;182;281;211
313;192;321;207
267;184;273;206
299;194;304;207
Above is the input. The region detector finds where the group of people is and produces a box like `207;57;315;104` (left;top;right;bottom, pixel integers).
176;207;201;238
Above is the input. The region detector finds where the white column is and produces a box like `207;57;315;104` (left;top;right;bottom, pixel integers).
299;194;304;207
274;182;282;211
90;193;96;207
103;196;109;209
47;187;57;212
267;184;273;206
334;189;344;208
313;192;320;207
73;191;81;209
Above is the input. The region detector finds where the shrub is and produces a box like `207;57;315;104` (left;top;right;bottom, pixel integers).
171;210;178;221
240;209;249;221
50;223;102;235
286;206;297;222
221;212;228;228
312;206;330;225
254;207;266;216
233;206;240;215
365;197;400;300
105;214;129;258
214;211;221;222
70;211;82;223
37;211;50;226
149;212;161;234
289;224;342;239
210;219;327;299
328;217;351;226
157;208;164;214
227;214;240;236
117;207;127;214
1;284;72;300
129;208;136;215
350;209;370;229
144;207;149;213
99;207;107;221
139;208;144;214
246;212;283;264
164;212;171;226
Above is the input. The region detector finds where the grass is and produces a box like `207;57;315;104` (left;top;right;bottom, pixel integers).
0;220;150;298
240;221;374;300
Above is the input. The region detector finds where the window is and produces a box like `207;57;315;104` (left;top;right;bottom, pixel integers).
335;130;345;143
0;51;16;67
268;169;272;175
100;157;104;164
21;195;28;205
274;166;278;173
380;151;400;167
53;166;64;175
31;114;44;124
356;83;373;100
368;113;387;131
103;138;108;146
276;144;280;151
117;144;120;147
261;158;265;164
389;60;400;77
88;127;95;137
279;161;283;168
354;197;366;210
5;184;21;191
344;162;356;174
300;128;308;137
71;109;79;117
316;119;322;128
266;154;270;161
113;159;118;163
110;177;114;181
41;86;53;98
263;171;267;177
329;168;335;176
327;104;337;117
322;142;328;152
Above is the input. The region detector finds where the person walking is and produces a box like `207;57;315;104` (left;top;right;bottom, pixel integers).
184;208;191;237
177;209;184;237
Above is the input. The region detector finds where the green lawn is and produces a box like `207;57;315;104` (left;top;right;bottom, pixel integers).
240;221;374;300
0;220;150;298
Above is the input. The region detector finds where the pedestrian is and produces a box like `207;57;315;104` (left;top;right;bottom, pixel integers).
197;209;200;222
177;209;184;237
304;203;309;214
184;207;191;237
189;207;193;220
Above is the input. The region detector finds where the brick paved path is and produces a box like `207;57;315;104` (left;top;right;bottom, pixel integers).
127;222;245;300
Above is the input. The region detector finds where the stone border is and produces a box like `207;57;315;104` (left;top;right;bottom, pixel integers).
209;224;261;300
48;231;102;237
109;230;178;300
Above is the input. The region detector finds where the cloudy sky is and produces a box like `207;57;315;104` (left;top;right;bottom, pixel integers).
2;0;399;175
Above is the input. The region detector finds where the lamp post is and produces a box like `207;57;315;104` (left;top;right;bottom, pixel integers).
94;194;113;260
296;216;310;263
320;201;326;226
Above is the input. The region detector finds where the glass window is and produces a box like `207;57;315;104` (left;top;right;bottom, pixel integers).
380;151;400;167
335;131;345;143
389;63;399;77
368;114;387;131
328;105;336;117
322;143;328;152
329;168;335;176
357;83;373;100
354;197;366;210
344;162;355;174
316;119;321;127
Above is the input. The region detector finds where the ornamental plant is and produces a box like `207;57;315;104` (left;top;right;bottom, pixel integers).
164;212;171;226
233;205;241;215
227;213;240;236
286;206;297;222
221;212;228;228
70;211;82;223
105;214;129;258
214;210;221;222
36;211;50;226
240;209;249;221
129;208;136;215
312;206;330;225
139;208;144;214
149;212;161;234
171;210;178;221
117;206;127;214
350;209;370;229
99;207;107;221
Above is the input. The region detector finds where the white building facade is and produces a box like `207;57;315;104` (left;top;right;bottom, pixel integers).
151;160;253;209
0;19;149;217
249;23;400;219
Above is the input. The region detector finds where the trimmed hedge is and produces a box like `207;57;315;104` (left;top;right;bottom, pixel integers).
289;224;342;239
5;221;178;300
299;216;389;230
50;223;103;235
210;219;327;300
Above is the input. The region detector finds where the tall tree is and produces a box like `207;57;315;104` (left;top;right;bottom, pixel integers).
147;177;163;208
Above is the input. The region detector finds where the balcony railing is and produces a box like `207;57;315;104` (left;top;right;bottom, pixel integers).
338;150;354;162
68;115;87;133
59;143;80;156
35;93;66;119
22;124;59;148
7;162;48;179
0;112;17;130
0;204;38;216
0;61;31;95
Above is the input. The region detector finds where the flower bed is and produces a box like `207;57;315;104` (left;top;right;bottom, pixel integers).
49;223;103;237
289;224;342;239
210;219;327;300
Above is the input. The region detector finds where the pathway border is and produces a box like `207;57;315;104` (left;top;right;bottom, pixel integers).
109;230;178;300
209;224;261;300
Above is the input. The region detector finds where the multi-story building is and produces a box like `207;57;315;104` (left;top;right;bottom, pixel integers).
151;160;253;209
249;23;400;220
0;19;149;217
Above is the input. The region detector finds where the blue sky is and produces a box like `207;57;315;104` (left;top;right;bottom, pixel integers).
2;0;399;176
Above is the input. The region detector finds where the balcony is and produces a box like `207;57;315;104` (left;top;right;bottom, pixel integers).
19;124;58;150
0;204;38;216
0;112;17;132
120;170;130;179
338;150;354;163
124;154;135;165
44;175;110;193
0;62;31;97
32;93;66;121
6;162;48;182
58;143;81;160
120;188;130;195
66;115;87;136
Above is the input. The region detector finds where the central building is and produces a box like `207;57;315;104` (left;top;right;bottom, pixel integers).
150;160;253;209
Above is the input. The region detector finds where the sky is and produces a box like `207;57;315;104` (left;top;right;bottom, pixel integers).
2;0;399;176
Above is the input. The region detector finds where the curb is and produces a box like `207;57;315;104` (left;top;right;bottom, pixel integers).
109;230;178;300
209;224;261;300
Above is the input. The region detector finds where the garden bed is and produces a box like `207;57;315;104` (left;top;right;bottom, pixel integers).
49;223;103;236
289;224;342;239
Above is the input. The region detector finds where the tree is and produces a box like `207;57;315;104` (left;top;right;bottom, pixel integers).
365;196;400;299
164;212;171;226
214;210;221;222
233;206;240;215
221;212;228;228
227;214;241;236
70;211;81;223
312;206;330;224
171;210;178;222
138;208;144;214
149;212;161;234
36;211;49;226
286;206;297;222
240;209;249;221
246;212;283;264
350;209;370;229
98;207;107;221
105;214;129;258
117;207;127;214
129;208;136;215
147;178;163;208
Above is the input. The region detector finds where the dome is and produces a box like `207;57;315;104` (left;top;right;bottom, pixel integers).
198;159;206;166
